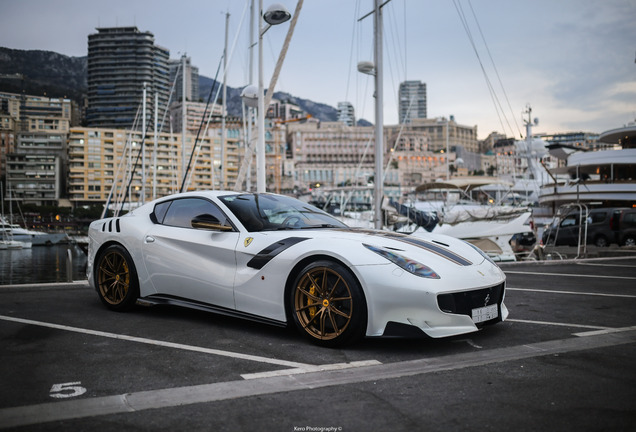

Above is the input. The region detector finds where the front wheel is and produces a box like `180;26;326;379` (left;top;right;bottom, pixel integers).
290;260;367;347
95;244;139;311
623;236;636;247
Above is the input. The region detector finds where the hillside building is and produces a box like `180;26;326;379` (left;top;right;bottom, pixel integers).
5;132;67;207
168;101;223;135
407;117;479;154
67;123;242;207
267;99;305;121
286;121;452;195
0;91;73;133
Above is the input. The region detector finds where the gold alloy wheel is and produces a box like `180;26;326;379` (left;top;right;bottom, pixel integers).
98;250;131;305
294;266;353;341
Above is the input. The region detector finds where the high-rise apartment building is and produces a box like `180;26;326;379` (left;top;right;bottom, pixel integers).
86;27;170;129
398;80;427;123
169;56;199;102
337;102;355;127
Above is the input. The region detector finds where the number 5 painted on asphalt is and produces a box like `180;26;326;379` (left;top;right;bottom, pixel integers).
50;382;87;399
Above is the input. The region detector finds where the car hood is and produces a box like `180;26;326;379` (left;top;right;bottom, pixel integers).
257;227;488;269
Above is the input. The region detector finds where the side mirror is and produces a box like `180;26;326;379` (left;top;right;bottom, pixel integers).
191;214;233;231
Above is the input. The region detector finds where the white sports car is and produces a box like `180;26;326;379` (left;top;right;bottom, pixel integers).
87;191;507;346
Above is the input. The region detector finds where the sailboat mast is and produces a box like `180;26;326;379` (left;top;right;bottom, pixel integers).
181;54;187;188
373;0;384;229
221;11;230;189
246;0;255;192
525;105;533;142
141;82;147;205
153;92;158;200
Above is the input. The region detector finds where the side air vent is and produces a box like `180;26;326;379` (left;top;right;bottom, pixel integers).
101;218;121;233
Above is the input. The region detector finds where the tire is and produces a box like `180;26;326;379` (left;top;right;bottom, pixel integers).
623;236;636;247
290;260;367;347
95;244;139;311
594;235;609;247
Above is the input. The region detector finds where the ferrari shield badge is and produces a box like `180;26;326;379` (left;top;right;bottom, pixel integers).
244;237;254;247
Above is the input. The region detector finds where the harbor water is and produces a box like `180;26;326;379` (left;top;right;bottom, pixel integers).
0;244;88;285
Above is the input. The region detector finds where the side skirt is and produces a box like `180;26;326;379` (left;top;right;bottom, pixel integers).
139;294;288;328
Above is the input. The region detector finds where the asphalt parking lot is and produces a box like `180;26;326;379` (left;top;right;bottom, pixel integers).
1;256;635;431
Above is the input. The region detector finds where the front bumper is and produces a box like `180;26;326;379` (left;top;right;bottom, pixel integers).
358;259;507;338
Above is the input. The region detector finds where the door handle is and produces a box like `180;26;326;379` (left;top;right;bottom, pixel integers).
145;236;155;243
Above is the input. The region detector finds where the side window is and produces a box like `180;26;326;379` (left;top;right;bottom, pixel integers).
161;198;230;229
625;212;636;227
152;201;171;224
560;215;578;227
590;212;606;224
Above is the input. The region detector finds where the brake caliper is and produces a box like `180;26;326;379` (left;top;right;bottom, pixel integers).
309;285;317;318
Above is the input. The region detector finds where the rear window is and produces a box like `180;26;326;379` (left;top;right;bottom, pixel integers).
624;212;636;227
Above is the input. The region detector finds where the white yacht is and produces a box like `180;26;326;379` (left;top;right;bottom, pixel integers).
0;216;70;246
405;177;535;261
539;121;636;208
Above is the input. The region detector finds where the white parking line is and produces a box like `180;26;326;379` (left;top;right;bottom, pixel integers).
574;325;636;337
576;262;636;268
0;314;310;369
507;287;636;299
241;360;383;380
504;270;636;280
507;318;610;330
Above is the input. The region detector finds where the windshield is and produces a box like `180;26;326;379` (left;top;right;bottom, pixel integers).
219;193;349;232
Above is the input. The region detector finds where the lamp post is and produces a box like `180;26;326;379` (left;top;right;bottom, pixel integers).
254;2;291;193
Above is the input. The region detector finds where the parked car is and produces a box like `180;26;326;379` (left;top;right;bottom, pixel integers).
614;209;636;246
542;207;626;247
510;231;536;253
87;191;508;347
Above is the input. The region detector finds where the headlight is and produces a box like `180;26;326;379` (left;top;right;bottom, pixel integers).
364;244;440;279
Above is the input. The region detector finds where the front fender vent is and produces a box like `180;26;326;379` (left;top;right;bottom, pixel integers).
101;218;121;233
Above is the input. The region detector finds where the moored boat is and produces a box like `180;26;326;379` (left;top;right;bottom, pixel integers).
0;216;70;246
539;121;636;208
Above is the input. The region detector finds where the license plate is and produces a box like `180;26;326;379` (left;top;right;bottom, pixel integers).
472;304;498;323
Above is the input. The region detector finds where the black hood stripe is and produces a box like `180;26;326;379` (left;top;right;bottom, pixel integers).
247;237;309;269
337;228;472;266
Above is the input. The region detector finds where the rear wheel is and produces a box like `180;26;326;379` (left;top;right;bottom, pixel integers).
594;235;609;247
290;260;367;347
95;244;139;311
623;236;636;247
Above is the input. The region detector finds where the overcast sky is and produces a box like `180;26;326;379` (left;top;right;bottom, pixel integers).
1;0;635;139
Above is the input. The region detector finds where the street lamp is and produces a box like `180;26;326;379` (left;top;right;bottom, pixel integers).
241;1;291;193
